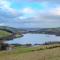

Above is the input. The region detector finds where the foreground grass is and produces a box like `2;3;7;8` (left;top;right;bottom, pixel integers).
0;44;60;60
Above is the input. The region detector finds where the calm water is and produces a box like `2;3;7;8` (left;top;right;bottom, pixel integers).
7;33;60;44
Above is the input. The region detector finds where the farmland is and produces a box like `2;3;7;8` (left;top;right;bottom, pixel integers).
0;44;60;60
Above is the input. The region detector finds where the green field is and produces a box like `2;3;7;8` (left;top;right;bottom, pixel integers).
0;30;22;40
0;44;60;60
0;30;11;38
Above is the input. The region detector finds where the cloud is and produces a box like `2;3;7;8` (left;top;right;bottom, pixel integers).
0;0;21;18
0;0;60;28
18;7;38;19
16;6;60;26
15;5;60;25
0;23;5;26
49;7;60;16
0;0;23;27
21;8;35;14
39;7;60;21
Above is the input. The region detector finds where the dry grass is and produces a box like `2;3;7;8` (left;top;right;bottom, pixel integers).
0;45;60;60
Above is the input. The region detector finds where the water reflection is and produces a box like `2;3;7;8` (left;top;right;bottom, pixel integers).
6;33;60;44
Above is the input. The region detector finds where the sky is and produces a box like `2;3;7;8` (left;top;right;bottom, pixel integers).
0;0;60;28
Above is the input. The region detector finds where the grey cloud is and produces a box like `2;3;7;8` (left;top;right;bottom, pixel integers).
0;9;22;18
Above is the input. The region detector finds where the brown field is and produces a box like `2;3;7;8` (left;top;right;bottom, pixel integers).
0;45;60;60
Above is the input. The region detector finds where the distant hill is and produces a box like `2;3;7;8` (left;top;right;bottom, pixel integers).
0;26;60;36
38;27;60;36
0;26;31;34
27;27;60;36
0;26;19;33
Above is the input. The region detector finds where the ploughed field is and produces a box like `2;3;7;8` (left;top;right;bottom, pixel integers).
0;44;60;60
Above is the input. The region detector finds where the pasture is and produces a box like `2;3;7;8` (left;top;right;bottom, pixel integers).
0;44;60;60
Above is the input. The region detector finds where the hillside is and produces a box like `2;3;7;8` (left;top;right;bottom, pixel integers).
0;44;60;60
39;27;60;36
28;27;60;36
0;26;19;33
0;30;12;38
0;26;23;41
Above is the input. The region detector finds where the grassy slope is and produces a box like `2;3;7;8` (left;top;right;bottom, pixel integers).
0;30;22;40
0;44;60;60
0;30;11;38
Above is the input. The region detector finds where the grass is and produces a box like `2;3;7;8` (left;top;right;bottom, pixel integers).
0;30;11;38
0;30;22;40
0;44;60;60
15;34;23;38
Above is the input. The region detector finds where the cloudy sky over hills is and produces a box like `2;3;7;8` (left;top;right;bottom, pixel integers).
0;0;60;28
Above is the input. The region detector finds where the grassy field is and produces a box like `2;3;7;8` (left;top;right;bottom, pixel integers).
0;44;60;60
0;30;11;38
